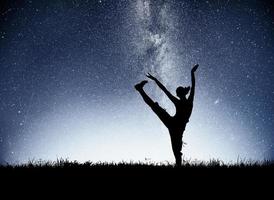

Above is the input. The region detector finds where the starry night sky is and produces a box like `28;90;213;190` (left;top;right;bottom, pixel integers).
0;0;273;164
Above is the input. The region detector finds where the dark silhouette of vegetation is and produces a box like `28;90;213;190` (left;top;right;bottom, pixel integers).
1;158;273;170
1;159;273;189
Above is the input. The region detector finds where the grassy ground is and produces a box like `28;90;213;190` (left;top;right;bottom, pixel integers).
1;158;274;169
1;159;273;193
1;158;273;176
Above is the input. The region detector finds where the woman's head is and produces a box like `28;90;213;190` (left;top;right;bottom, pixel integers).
176;86;190;99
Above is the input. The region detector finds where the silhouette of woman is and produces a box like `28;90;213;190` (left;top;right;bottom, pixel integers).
135;64;199;166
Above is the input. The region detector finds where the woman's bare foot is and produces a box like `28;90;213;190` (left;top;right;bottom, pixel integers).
134;80;148;91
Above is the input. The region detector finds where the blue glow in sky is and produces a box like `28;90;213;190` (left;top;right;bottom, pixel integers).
0;0;273;164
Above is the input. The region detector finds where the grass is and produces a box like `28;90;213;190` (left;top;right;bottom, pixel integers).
1;158;273;189
1;158;273;169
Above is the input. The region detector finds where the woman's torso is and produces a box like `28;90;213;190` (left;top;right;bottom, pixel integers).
172;99;193;129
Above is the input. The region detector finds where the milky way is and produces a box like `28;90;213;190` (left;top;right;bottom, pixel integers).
0;0;273;164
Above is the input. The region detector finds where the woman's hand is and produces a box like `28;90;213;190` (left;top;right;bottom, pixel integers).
191;64;199;73
146;73;157;81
